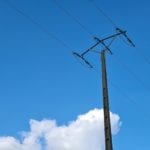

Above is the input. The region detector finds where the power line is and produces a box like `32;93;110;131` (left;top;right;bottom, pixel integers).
92;67;136;105
117;31;150;65
3;0;73;52
88;0;118;28
50;0;94;37
108;79;150;120
134;47;150;65
108;79;136;105
113;55;150;92
89;0;150;68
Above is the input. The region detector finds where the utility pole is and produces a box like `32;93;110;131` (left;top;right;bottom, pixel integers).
73;28;135;150
101;50;113;150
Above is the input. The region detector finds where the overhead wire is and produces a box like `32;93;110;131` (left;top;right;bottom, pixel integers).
108;79;136;105
108;79;150;120
134;47;150;65
3;0;74;52
118;34;150;65
88;0;118;28
50;0;150;70
89;0;150;67
6;0;150;69
50;0;94;37
113;54;150;92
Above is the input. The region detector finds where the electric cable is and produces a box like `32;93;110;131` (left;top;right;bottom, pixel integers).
113;55;150;92
88;0;118;28
50;0;94;37
134;47;150;65
89;0;150;67
3;0;74;52
109;79;150;120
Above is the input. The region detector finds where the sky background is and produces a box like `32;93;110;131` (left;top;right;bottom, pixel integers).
0;0;150;149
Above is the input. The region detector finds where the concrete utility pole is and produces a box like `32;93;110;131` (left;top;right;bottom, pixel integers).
73;28;135;150
101;50;113;150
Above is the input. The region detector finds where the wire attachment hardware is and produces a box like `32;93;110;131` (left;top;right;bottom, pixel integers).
116;28;135;47
73;52;93;68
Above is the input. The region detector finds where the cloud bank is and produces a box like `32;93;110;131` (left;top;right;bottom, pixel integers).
0;108;121;150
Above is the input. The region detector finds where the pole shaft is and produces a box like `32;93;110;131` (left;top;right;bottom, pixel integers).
101;50;113;150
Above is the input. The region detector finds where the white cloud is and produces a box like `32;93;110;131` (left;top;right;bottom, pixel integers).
0;108;121;150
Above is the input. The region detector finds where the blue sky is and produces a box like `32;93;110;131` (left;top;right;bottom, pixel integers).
0;0;150;149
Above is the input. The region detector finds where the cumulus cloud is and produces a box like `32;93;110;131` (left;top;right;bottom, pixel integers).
0;108;121;150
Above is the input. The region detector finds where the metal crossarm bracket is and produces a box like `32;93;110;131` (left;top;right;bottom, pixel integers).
73;28;134;69
94;37;113;55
